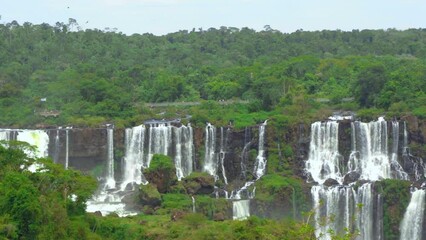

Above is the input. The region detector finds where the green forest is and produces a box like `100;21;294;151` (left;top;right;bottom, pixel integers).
1;19;426;128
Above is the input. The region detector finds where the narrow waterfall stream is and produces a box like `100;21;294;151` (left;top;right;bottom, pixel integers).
399;189;426;240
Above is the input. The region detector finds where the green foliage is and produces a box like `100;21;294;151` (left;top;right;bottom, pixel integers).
376;179;411;240
0;142;97;239
160;193;192;213
146;154;174;172
1;22;426;127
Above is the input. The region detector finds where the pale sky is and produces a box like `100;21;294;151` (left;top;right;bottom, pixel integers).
1;0;425;35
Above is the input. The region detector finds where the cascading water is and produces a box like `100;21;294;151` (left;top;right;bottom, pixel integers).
399;189;426;240
173;124;194;180
351;117;392;181
305;121;342;184
204;123;218;180
53;128;61;164
390;121;408;180
306;118;407;239
402;122;426;180
16;130;49;158
254;120;267;179
311;185;357;239
147;123;172;167
0;130;11;141
87;126;135;217
233;200;250;220
192;196;196;213
65;127;70;169
121;125;146;189
219;127;228;185
104;127;116;190
230;121;267;220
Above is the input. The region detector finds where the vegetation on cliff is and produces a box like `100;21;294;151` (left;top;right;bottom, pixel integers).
0;21;425;127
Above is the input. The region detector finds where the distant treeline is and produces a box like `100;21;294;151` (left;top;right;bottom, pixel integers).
0;20;425;126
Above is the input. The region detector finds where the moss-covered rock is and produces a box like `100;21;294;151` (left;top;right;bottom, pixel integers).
253;174;311;219
139;184;161;208
144;154;177;193
182;172;215;195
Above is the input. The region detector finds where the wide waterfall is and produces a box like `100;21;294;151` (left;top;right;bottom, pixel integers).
121;123;194;187
233;200;250;220
306;118;410;239
399;189;426;240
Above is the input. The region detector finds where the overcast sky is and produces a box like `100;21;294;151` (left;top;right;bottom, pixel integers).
1;0;425;35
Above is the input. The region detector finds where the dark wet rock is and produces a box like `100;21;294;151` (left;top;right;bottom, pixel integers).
183;172;215;195
323;178;339;187
343;171;361;185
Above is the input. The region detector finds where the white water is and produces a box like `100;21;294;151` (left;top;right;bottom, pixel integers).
254;120;267;179
306;118;408;239
121;125;146;189
312;183;376;240
53;128;60;163
192;196;196;213
390;121;408;180
16;130;49;158
350;117;393;181
219;127;228;185
104;128;116;190
233;200;250;220
0;130;12;141
305;121;342;184
399;189;426;240
65;127;70;169
173;124;194;180
356;183;374;240
147;123;172;167
203;123;218;180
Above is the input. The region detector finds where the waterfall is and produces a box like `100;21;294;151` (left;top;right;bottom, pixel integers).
311;185;358;240
65;127;70;169
219;127;228;185
403;122;409;156
121;125;146;190
203;123;218;180
240;127;252;179
306;118;402;239
356;183;374;240
173;124;194;180
104;127;116;190
147;123;172;167
53;128;61;164
352;117;392;181
399;189;425;240
192;196;196;213
0;130;11;141
254;120;267;179
305;121;342;184
16;130;49;158
233;200;250;220
390;121;408;180
229;181;256;200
